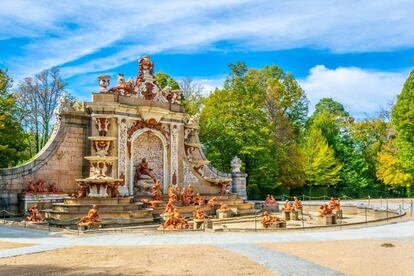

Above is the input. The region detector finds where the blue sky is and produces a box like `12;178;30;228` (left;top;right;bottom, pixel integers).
1;0;413;117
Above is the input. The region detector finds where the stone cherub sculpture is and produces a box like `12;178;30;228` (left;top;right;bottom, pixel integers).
261;211;282;228
79;205;101;227
152;180;162;201
25;205;44;223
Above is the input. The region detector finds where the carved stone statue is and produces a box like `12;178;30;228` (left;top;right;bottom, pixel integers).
168;185;178;203
265;195;277;207
134;158;157;184
162;206;189;230
293;196;303;210
217;203;230;213
164;199;175;213
261;211;282;228
182;184;194;206
152;180;162;201
283;199;293;212
36;179;48;193
108;73;134;95
74;182;89;198
208;197;217;208
319;204;332;217
25;205;44;223
49;182;58;193
193;193;204;206
194;207;207;222
329;197;341;214
79;205;101;226
25;179;36;193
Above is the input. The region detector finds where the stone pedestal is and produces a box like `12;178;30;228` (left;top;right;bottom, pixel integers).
217;210;232;219
333;210;342;218
263;205;279;212
88;184;109;197
194;219;205;229
134;175;153;195
265;221;286;229
282;210;291;221
317;214;337;225
291;210;299;221
231;156;247;199
19;193;69;213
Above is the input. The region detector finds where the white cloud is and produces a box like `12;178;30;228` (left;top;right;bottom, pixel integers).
1;0;414;80
299;65;407;117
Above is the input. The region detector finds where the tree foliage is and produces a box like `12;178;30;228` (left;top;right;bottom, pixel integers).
391;69;414;188
302;127;342;187
16;68;66;154
200;62;308;198
376;139;412;188
0;69;29;167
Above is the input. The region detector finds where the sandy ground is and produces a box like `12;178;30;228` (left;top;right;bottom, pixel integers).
0;241;34;249
260;239;414;276
0;244;274;276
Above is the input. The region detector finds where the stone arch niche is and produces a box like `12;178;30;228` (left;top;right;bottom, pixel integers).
129;128;168;194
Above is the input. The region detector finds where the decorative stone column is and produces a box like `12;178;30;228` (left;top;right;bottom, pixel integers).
231;156;247;199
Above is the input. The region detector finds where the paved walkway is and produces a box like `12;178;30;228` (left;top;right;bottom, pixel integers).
218;243;344;276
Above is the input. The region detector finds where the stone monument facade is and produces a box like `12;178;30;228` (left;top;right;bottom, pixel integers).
0;55;248;212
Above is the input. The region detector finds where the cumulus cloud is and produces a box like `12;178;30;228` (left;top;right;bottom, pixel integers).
299;66;407;117
1;0;414;80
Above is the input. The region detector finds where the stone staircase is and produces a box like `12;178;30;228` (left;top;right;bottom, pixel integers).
136;193;256;218
43;197;153;226
42;193;256;227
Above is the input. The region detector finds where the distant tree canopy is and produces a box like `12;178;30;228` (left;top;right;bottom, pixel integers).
16;68;66;155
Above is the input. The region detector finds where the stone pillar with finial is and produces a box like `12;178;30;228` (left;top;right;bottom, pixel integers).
231;156;247;198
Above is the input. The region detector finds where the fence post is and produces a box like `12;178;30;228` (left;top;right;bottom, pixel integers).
380;196;382;208
365;206;367;225
411;200;413;217
386;197;389;222
301;208;304;231
254;212;257;232
324;195;326;201
402;198;404;210
368;195;370;206
302;194;305;202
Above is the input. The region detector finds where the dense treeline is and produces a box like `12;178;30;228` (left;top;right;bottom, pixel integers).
197;63;414;199
1;64;413;198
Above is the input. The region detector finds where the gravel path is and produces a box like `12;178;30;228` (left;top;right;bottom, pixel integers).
218;243;344;276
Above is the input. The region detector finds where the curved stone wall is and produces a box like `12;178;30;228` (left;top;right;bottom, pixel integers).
0;112;90;211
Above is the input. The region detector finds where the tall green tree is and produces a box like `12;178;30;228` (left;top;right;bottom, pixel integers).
302;127;342;188
391;68;414;194
376;139;412;190
307;98;380;196
200;62;308;198
0;70;28;167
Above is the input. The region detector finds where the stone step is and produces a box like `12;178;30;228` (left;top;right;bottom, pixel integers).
63;197;133;205
52;202;144;212
43;208;154;221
